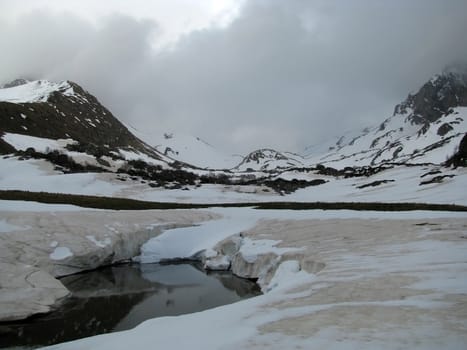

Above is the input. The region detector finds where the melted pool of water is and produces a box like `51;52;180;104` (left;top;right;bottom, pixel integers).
0;263;260;349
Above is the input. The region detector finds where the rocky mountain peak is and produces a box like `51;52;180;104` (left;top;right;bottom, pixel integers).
306;67;467;168
244;149;288;162
393;65;467;126
235;148;303;172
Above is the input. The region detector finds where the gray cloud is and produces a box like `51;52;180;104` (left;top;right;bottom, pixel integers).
1;0;467;154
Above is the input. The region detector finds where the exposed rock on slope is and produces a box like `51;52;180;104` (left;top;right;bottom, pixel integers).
235;149;304;172
446;132;467;167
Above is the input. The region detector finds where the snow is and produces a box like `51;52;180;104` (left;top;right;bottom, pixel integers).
117;149;168;167
49;246;73;260
1;151;466;206
0;219;24;233
1;74;465;349
0;200;88;212
2;153;465;205
0;156;126;197
306;107;467;168
137;208;260;263
137;166;467;205
86;235;111;248
41;208;467;350
238;238;302;263
125;126;242;169
2;133;77;153
138;207;466;264
265;260;309;292
0;80;73;103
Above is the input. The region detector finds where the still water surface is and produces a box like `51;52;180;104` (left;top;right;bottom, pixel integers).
0;263;260;349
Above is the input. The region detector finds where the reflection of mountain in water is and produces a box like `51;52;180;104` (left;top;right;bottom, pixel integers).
0;264;260;349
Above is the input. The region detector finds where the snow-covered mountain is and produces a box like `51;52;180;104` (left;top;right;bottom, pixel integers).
0;79;176;170
234;149;304;172
1;71;466;200
0;79;311;193
305;66;467;168
125;127;242;170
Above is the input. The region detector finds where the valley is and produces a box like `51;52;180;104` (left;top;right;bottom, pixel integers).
0;67;466;350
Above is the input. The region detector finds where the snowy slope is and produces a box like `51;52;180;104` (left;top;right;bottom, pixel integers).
2;133;77;153
0;80;75;103
2;153;465;205
125;126;242;169
305;69;467;168
307;107;466;168
0;79;176;169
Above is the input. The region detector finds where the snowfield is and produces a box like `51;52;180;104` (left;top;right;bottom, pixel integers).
33;207;467;350
2;154;466;205
2;133;77;153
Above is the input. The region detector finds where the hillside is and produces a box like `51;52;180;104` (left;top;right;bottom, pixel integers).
125;127;242;170
0;72;466;202
0;80;179;171
305;67;467;168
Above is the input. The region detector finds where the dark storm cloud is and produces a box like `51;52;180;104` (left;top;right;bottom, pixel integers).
1;0;467;153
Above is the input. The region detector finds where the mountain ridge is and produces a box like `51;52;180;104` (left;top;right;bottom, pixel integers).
0;69;465;199
304;67;467;168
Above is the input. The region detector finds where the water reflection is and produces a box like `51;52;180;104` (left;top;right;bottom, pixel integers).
0;263;260;349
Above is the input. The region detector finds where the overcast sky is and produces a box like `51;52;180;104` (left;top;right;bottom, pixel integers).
1;0;466;154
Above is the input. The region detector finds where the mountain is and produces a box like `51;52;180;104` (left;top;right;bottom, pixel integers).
0;79;174;170
0;80;309;193
1;70;466;201
305;66;467;168
125;127;242;170
234;149;304;172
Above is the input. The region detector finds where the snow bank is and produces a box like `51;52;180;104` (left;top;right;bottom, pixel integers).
43;210;467;350
137;208;260;263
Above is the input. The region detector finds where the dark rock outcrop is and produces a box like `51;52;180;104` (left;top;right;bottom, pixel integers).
446;133;467;167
